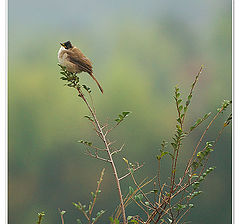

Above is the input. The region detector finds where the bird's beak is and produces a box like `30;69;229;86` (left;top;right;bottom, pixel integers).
60;42;65;47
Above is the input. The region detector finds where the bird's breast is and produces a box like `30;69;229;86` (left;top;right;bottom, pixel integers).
58;47;68;65
58;47;80;73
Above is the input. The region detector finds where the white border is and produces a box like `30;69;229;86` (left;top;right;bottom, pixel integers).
1;1;236;224
0;0;7;223
234;0;239;223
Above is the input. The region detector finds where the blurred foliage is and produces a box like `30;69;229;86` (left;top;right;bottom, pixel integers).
8;1;231;223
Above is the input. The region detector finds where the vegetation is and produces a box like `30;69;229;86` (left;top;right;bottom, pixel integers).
35;65;231;224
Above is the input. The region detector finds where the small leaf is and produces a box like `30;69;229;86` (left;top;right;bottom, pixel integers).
129;186;134;195
82;84;91;93
177;118;182;124
188;94;192;101
76;219;83;224
60;210;66;215
179;105;183;112
122;111;131;117
123;157;128;164
135;194;143;201
177;99;182;105
127;216;133;221
84;115;94;122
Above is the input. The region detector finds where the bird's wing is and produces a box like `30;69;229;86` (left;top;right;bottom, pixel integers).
66;49;93;74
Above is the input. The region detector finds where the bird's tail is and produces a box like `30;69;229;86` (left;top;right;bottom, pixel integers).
89;73;104;94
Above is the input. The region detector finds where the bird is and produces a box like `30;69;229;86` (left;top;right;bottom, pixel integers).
58;41;103;93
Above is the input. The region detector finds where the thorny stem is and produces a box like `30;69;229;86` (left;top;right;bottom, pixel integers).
76;86;127;224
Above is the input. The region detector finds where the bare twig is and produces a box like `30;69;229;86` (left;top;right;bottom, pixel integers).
111;144;125;156
86;150;111;163
88;168;105;222
119;164;144;181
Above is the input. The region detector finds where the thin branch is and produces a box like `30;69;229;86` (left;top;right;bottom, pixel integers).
88;168;105;222
119;164;144;181
58;209;65;224
181;65;204;125
111;144;125;156
76;87;127;223
86;150;111;163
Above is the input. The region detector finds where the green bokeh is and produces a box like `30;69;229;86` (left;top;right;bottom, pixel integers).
9;1;232;223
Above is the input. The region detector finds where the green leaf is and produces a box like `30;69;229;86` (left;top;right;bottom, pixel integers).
60;210;66;215
177;99;182;105
176;204;187;211
191;161;199;170
76;218;83;224
186;100;190;106
82;84;91;93
192;181;200;190
188;94;192;101
122;111;130;117
188;191;203;199
135;194;143;201
176;118;181;124
129;186;134;195
115;111;131;124
127;216;133;221
84;115;94;122
78;140;93;146
129;168;134;174
179;105;183;112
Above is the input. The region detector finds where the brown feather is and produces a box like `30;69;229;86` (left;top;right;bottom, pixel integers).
63;47;103;93
66;48;93;74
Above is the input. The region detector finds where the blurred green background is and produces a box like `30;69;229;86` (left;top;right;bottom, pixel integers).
8;0;232;223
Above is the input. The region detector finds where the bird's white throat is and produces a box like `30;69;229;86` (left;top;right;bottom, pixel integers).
58;46;67;66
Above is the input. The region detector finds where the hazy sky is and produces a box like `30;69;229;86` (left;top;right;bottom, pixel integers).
9;0;231;34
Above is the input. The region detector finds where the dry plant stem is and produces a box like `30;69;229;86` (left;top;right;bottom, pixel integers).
119;164;144;181
58;209;65;224
88;168;105;223
157;160;161;190
37;214;44;224
76;87;127;224
175;107;224;192
163;122;229;223
175;207;191;224
181;65;203;125
151;109;226;223
60;214;64;224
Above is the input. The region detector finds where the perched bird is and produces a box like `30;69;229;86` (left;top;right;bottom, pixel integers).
58;41;103;93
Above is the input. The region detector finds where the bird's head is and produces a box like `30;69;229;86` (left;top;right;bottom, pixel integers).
60;41;73;49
